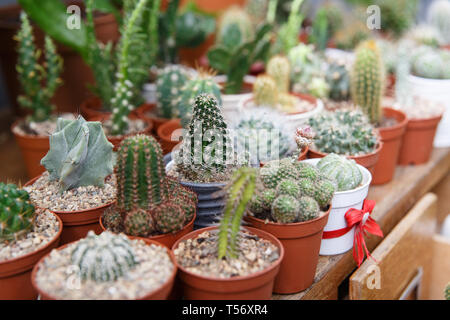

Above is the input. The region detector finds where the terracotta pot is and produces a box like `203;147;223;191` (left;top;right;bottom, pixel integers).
245;207;331;294
180;0;246;13
0;211;62;300
135;103;169;133
31;237;177;300
179;34;216;67
156;119;183;154
398;114;443;165
11;120;49;179
80;97;147;121
307;142;383;176
172;226;284;299
24;175;114;245
99;208;196;249
372;107;408;185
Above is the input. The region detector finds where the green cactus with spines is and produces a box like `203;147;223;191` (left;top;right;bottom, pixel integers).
266;55;291;93
41;116;114;192
170;193;196;224
326;60;350;101
298;178;315;198
249;194;264;215
156;65;189;119
71;231;137;283
216;6;253;50
297;165;319;180
351;40;385;125
102;206;122;233
411;46;450;80
317;154;363;192
123;208;155;237
272;195;300;224
154;202;186;234
313;179;335;209
15;12;62;123
253;75;278;108
260;160;297;189
0;183;36;242
218;167;257;259
308;109;378;156
298;196;319;221
276;179;301;197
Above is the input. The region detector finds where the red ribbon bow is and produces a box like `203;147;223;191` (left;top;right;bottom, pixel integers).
345;199;383;267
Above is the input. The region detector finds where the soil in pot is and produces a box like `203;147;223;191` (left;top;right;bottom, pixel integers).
80;97;148;121
157;119;183;154
0;208;62;300
172;226;283;300
32;231;176;300
24;172;116;245
372;107;407;185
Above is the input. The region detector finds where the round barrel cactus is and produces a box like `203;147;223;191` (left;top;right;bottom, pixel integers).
317;153;363;191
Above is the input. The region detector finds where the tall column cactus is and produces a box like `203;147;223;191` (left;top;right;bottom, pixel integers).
266;55;290;93
15;12;62;123
253;75;278;108
351;40;385;125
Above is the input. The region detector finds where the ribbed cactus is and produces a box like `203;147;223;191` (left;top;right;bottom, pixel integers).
154;202;186;234
70;231;137;283
260;159;298;189
317;154;363;191
326;60;350;101
218;167;257;259
41;116;114;192
313;179;335;208
0;183;36;241
266;55;291;93
253;75;278;108
308;110;378;156
351;40;385;125
156;65;189;119
276;179;301;197
411;46;450;80
15;12;62;123
123;208;155;237
272;195;300;224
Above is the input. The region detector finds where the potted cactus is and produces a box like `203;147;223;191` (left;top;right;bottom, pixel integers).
172;167;284;299
308;109;382;175
24;116;115;245
351;40;407;185
100;134;197;248
0;183;62;300
31;231;177;300
323;57;354;111
244;157;333;293
427;0;450;49
11;12;67;179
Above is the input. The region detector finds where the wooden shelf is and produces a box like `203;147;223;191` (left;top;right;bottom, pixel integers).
274;147;450;300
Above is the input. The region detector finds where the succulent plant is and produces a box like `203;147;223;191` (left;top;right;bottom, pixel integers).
218;167;257;259
0;183;36;242
71;231;137;283
266;55;290;93
427;0;450;45
411;46;450;80
334;20;369;51
351;40;385;125
317;154;363;192
325;60;350;101
216;6;253;49
308;110;378;157
272;0;305;55
154;202;186;234
297;196;319;221
313;179;336;208
156;65;189;119
15;12;62;123
272;195;300;224
308;76;330;99
294;126;314;155
376;0;418;38
260;159;297;189
276;179;300;197
253;75;278;108
123;208;155;237
245;0;270;27
41;116;114;192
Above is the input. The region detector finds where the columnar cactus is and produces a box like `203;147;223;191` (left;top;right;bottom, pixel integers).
41;117;114;192
351;40;385;125
0;183;36;241
266;55;291;93
427;0;450;45
70;231;137;282
317;154;363;191
326;60;350;101
156;65;189;119
253;75;278;108
15;12;62;123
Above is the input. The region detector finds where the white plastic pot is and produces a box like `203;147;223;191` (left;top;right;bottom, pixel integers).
406;75;450;148
301;158;372;256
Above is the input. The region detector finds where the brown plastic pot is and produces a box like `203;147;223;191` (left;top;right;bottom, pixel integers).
398;114;443;165
0;211;62;300
372;107;408;185
24;175;114;245
11;120;49;179
244;207;331;294
307;142;383;176
135;103;169;133
31;237;177;300
172;226;284;300
156;119;183;154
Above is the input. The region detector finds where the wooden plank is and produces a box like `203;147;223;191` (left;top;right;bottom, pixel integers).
431;173;450;226
275;148;450;300
423;234;450;300
349;193;437;300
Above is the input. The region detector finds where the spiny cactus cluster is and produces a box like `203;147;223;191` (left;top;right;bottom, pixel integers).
71;231;137;283
317;154;363;192
103;134;197;237
325;59;350;101
0;183;36;242
308;110;378;156
218;167;257;259
41;116;114;192
156;65;189;119
15;12;62;123
351;40;385;125
410;46;450;80
249;159;335;223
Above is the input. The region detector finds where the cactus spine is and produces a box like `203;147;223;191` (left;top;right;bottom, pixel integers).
351;40;385;125
156;65;189;119
266;55;290;93
317;154;363;191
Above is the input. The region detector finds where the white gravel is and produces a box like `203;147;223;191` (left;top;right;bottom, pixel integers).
12;114;76;137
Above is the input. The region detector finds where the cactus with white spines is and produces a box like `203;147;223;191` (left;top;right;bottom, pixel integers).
156;65;189;119
266;55;290;94
317;154;363;192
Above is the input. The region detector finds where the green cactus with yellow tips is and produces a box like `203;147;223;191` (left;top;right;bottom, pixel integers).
253;75;278;108
266;55;291;93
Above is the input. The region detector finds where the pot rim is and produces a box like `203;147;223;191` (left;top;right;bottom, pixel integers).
408;73;450;84
405;113;443;125
240;93;319;116
309;140;383;160
171;226;284;283
156;118;182;142
378;107;408;132
89;113;154;139
31;236;178;300
165;160;228;188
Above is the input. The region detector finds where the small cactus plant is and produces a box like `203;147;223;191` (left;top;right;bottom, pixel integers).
156;65;189;119
253;75;278;108
123;208;155;237
297;196;319;221
0;183;36;241
216;6;253;49
15;12;62;124
70;231;137;282
351;40;385;125
317;154;363;191
427;0;450;45
272;195;300;223
266;55;291;93
154;202;186;234
325;60;350;101
41;116;114;192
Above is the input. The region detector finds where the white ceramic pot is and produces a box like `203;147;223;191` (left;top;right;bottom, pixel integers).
301;158;372;256
406;75;450;148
